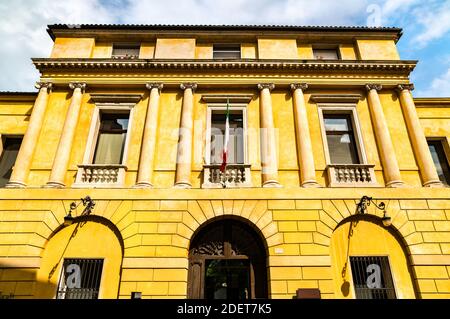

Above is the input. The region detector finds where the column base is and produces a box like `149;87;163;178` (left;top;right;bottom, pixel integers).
133;182;154;188
44;181;65;188
386;180;405;188
5;181;26;188
262;180;282;188
423;180;444;188
173;182;192;189
301;180;321;188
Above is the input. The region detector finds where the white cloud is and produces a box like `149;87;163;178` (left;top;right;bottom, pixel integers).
416;67;450;97
0;0;115;91
0;0;449;92
411;1;450;47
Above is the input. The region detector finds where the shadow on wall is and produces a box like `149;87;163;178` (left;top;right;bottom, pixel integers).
0;266;57;299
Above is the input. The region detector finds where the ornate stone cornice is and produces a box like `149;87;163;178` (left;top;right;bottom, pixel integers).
257;83;275;91
32;58;417;74
69;82;87;92
396;83;415;92
290;83;308;91
35;81;52;92
365;84;382;91
146;82;164;92
180;83;197;92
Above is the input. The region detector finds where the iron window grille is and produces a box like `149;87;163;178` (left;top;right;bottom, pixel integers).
57;258;104;299
350;256;396;299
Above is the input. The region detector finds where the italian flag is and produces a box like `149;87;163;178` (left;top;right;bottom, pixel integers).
220;99;230;172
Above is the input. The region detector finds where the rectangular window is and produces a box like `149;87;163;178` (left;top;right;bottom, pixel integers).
213;44;241;59
350;256;396;299
93;112;129;165
57;258;103;299
313;48;339;60
112;44;140;58
210;110;244;165
323;114;360;164
428;139;450;185
0;136;22;187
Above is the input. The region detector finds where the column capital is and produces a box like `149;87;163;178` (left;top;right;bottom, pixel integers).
35;81;53;92
146;82;164;92
180;83;197;92
396;83;415;92
258;83;275;91
69;82;87;93
365;84;382;92
290;83;308;91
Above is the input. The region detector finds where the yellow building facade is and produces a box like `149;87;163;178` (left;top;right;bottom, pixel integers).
0;24;449;299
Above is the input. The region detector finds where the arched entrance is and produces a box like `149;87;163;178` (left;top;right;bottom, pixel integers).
188;217;268;299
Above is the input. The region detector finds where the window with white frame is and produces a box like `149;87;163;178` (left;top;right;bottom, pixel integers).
92;112;129;165
318;105;376;186
210;110;244;165
74;103;134;187
427;139;450;186
203;103;251;188
0;136;22;187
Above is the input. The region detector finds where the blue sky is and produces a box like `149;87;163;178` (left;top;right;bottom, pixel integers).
0;0;449;96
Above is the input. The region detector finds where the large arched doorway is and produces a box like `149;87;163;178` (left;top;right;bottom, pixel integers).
188;217;268;299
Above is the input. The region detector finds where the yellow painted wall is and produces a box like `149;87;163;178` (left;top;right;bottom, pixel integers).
356;40;400;60
140;43;155;59
297;44;313;59
50;38;95;58
258;39;298;59
331;219;416;299
1;190;449;299
339;44;357;60
154;39;196;59
35;220;123;298
0;97;34;136
195;44;212;59
91;42;112;58
242;43;257;59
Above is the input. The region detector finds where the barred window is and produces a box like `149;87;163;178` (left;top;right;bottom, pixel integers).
57;258;104;299
350;256;396;299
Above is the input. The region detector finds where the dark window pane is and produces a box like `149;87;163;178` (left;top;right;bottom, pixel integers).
350;256;396;299
57;258;103;299
210;111;244;164
428;140;450;185
326;134;359;164
213;44;241;59
112;44;140;58
313;49;339;60
324;114;360;164
93;113;129;164
0;137;22;187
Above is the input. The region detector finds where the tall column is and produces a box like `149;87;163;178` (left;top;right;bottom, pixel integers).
6;82;52;188
365;84;403;187
258;83;281;188
174;83;197;188
290;83;320;187
135;83;163;188
45;82;86;188
397;84;443;187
